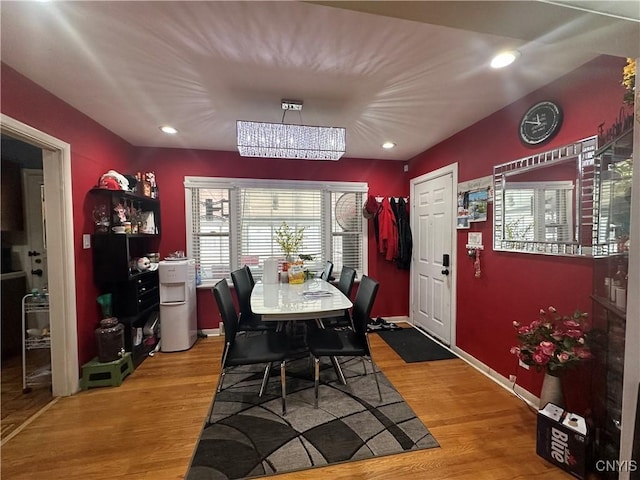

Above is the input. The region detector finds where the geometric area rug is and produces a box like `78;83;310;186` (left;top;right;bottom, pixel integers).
186;357;439;479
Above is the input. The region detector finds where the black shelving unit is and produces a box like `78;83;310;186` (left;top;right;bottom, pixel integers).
89;188;161;368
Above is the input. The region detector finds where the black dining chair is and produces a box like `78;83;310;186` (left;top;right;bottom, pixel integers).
319;260;334;282
243;264;255;288
307;275;382;407
231;266;274;332
212;279;289;414
323;266;357;329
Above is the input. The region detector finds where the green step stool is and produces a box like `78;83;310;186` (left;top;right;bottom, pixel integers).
80;352;134;390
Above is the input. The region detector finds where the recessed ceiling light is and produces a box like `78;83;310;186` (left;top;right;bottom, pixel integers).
382;142;396;149
160;125;178;134
490;50;520;69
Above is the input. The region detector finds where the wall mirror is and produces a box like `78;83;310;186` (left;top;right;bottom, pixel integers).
493;136;597;256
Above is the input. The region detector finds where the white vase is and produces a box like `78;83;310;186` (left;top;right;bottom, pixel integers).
539;371;565;410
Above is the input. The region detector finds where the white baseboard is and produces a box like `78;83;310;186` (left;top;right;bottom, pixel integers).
452;347;539;408
199;328;221;337
382;315;411;324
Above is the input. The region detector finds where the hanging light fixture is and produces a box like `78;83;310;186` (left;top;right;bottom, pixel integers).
237;100;346;160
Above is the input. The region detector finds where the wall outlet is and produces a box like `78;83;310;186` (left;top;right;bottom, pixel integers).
82;234;91;249
509;374;517;384
518;359;530;370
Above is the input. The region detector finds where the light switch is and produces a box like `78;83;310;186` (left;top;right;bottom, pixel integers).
83;234;91;249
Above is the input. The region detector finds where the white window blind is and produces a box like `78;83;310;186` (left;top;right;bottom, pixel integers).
185;177;367;284
188;187;231;279
503;181;574;243
235;188;323;272
332;191;363;273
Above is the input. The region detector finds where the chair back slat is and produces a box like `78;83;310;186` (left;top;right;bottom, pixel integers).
213;279;238;343
352;275;379;340
231;267;253;319
243;264;255;288
336;266;356;298
320;260;334;281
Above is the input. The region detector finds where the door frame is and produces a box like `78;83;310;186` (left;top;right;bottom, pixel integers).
409;163;458;347
1;114;79;396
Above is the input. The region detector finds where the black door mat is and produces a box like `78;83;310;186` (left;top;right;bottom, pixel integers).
376;327;458;363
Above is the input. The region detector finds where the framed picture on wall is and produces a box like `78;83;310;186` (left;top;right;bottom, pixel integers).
457;215;470;229
468;189;489;222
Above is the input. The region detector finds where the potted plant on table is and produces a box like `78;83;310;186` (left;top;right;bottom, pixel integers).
510;306;592;409
275;221;305;267
274;221;306;284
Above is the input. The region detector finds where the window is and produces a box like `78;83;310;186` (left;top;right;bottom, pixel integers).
503;181;574;243
185;177;367;283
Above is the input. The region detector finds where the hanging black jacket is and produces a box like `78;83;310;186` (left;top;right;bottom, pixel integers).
395;197;412;270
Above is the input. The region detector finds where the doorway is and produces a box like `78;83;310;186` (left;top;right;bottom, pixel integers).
410;164;457;346
1;141;52;440
1;114;79;402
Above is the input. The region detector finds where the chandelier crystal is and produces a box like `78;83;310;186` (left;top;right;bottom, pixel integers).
236;121;346;161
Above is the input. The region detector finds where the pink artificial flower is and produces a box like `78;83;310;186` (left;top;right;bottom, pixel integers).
565;329;583;338
563;320;581;329
510;346;521;355
551;330;564;341
517;325;531;335
548;306;557;313
557;352;571;363
513;321;520;328
539;341;555;356
539;309;546;315
533;350;550;365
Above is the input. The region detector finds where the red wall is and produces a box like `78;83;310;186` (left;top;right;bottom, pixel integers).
132;148;410;329
409;55;629;411
1;62;409;365
1;54;629;405
1;64;135;365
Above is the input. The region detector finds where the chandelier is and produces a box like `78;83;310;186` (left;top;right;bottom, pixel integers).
236;100;346;161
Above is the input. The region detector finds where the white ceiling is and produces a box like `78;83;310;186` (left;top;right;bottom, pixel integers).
1;1;638;161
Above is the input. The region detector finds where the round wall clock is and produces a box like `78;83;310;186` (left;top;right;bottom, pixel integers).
519;101;563;146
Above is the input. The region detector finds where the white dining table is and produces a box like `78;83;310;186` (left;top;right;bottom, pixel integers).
251;278;352;322
251;278;352;384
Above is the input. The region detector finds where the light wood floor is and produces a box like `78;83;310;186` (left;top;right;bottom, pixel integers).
1;332;573;480
1;349;53;440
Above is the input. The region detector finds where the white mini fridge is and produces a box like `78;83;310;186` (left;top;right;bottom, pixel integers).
159;259;197;352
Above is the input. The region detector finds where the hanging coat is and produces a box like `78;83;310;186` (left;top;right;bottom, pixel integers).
378;197;398;261
395;197;413;270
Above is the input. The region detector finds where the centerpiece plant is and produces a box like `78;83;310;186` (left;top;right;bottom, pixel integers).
275;221;305;265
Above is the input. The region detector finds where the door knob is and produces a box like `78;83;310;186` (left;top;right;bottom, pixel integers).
441;254;450;275
31;269;43;276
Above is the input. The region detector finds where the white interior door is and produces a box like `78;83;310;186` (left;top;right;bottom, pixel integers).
410;165;456;345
